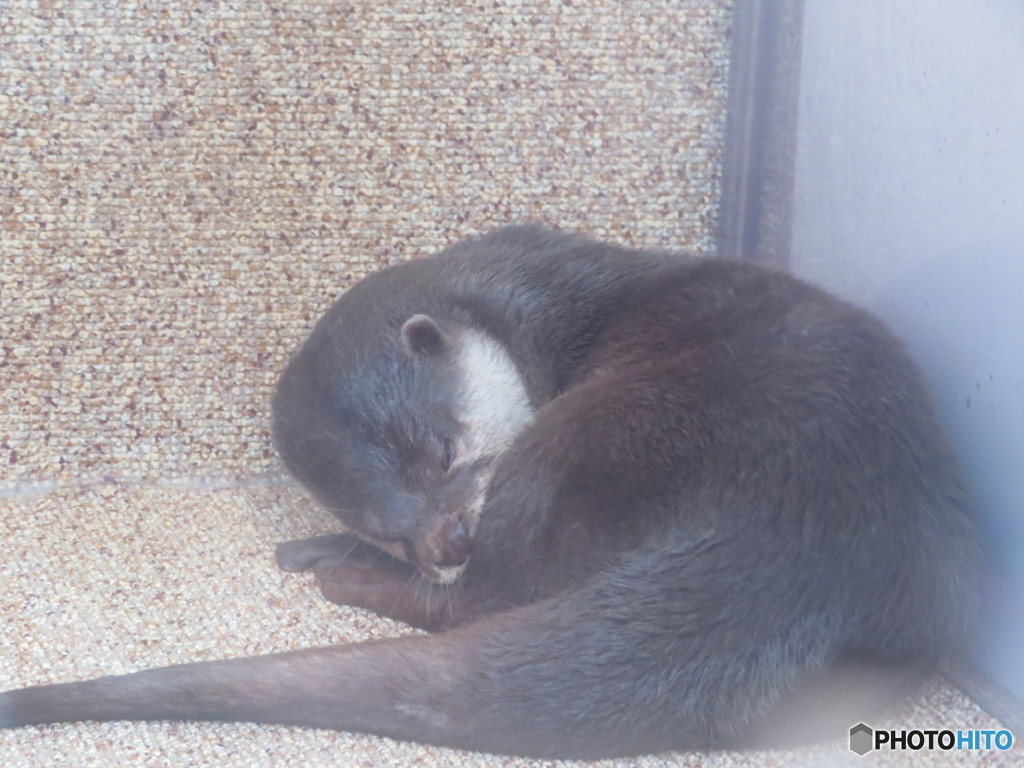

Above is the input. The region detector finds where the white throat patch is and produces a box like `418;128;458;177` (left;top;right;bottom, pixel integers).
454;329;533;467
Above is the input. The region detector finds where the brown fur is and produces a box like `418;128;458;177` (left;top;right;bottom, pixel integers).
0;226;981;758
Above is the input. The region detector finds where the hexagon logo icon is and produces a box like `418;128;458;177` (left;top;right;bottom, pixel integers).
849;723;874;756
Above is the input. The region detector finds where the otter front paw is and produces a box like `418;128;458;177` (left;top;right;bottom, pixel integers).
314;559;462;630
275;533;393;572
275;534;417;612
309;559;410;611
275;533;454;628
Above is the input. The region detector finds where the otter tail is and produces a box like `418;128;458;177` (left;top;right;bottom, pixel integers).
0;531;952;759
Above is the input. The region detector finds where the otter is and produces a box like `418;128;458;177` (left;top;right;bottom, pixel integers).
0;225;981;759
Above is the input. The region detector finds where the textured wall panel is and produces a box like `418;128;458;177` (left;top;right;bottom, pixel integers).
1;0;732;491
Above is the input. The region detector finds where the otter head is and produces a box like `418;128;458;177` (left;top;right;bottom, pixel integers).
273;312;533;584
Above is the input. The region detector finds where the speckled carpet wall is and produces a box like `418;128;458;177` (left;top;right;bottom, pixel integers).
0;1;1013;766
2;0;729;492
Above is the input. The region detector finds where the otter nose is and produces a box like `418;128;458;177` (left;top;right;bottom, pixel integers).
436;518;472;567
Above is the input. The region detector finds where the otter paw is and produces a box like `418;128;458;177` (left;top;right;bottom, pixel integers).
275;533;374;572
312;560;411;611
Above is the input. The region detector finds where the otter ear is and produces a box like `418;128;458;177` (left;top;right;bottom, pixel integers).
400;314;450;357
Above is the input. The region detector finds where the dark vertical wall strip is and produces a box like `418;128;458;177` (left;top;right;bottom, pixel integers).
718;0;805;267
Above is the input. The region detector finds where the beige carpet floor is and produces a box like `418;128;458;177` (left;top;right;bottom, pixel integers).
0;484;1015;767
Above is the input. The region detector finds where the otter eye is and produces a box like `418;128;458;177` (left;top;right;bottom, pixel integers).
441;437;455;472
